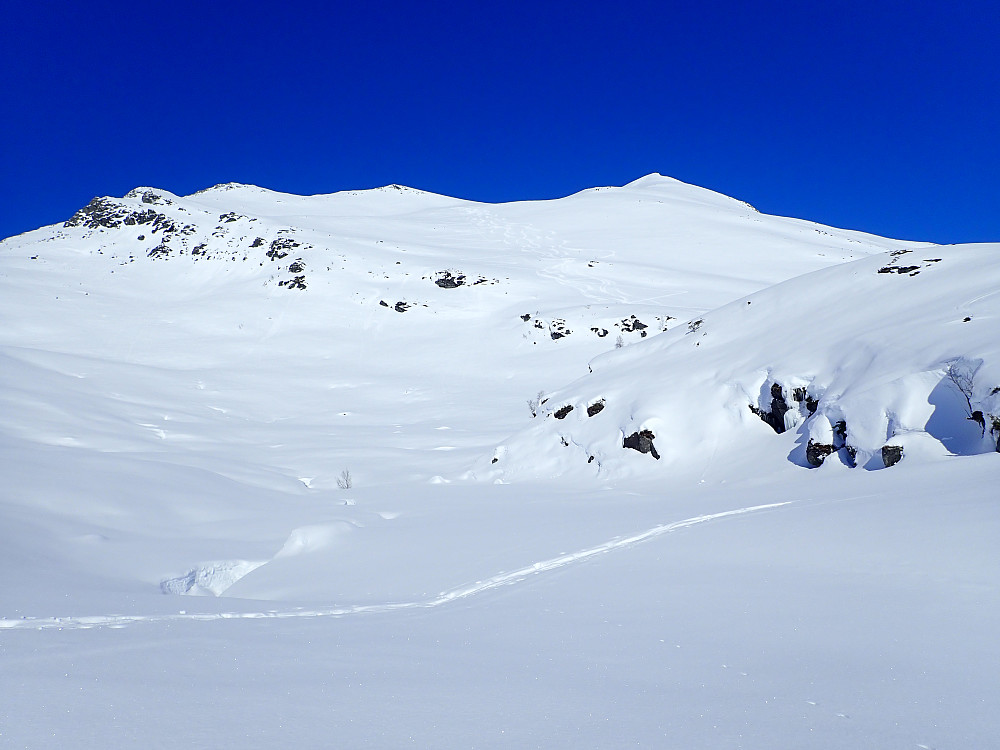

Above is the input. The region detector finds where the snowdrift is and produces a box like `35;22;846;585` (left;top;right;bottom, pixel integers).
483;244;1000;481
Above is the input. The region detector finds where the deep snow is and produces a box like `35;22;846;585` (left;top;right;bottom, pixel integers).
1;175;996;749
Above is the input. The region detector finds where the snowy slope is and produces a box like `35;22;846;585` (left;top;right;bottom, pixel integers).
485;244;1000;482
1;176;996;749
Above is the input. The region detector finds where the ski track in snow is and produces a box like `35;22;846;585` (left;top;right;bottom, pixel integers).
0;502;790;632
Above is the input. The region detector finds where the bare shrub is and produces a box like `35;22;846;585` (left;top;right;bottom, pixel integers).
336;469;352;489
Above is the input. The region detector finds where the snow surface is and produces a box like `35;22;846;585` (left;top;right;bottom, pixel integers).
0;175;996;748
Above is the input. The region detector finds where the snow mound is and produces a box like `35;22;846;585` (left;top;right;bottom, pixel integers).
160;559;266;597
483;245;1000;481
273;522;359;559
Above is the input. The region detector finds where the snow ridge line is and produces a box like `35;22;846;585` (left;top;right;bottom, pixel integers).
0;501;791;632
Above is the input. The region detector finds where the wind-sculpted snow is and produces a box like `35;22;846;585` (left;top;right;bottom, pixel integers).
485;244;1000;480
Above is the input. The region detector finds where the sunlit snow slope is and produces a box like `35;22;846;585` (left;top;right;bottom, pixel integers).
485;244;1000;481
1;176;997;750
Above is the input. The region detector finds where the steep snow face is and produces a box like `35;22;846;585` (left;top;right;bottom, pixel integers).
484;244;1000;481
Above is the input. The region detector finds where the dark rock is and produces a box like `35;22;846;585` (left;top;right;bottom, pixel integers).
806;440;836;467
147;243;171;258
379;300;389;307
137;235;145;241
549;319;571;340
750;383;790;434
620;316;648;334
882;445;903;467
64;197;127;228
833;420;848;443
278;275;307;290
250;237;265;248
219;212;243;223
587;456;595;463
191;243;207;256
591;327;609;338
394;301;410;313
845;445;858;465
64;197;177;234
553;405;574;419
267;237;300;261
623;430;660;460
491;457;498;464
521;314;531;321
288;260;305;273
434;271;466;288
587;400;605;417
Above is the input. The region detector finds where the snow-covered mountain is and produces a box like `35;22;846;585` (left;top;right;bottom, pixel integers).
2;175;997;749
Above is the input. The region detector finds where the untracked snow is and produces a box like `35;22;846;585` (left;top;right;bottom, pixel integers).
0;175;996;749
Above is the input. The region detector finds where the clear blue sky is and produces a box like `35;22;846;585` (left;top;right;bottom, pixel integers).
3;0;999;244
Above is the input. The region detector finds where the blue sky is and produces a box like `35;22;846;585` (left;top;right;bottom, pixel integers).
3;1;998;243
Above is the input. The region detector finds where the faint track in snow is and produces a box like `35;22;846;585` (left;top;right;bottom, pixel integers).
0;501;791;632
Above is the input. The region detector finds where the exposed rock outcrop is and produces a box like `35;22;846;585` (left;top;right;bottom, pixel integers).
750;383;791;434
623;430;660;460
882;445;903;467
806;440;835;467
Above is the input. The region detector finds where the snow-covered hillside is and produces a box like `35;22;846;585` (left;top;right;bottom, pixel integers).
1;176;996;749
485;244;1000;482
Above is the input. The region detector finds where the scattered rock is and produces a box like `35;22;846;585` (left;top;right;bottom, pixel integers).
623;430;660;460
64;197;180;234
267;237;300;261
394;301;411;313
619;315;648;336
288;259;305;273
549;319;571;340
434;270;466;288
278;275;307;290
